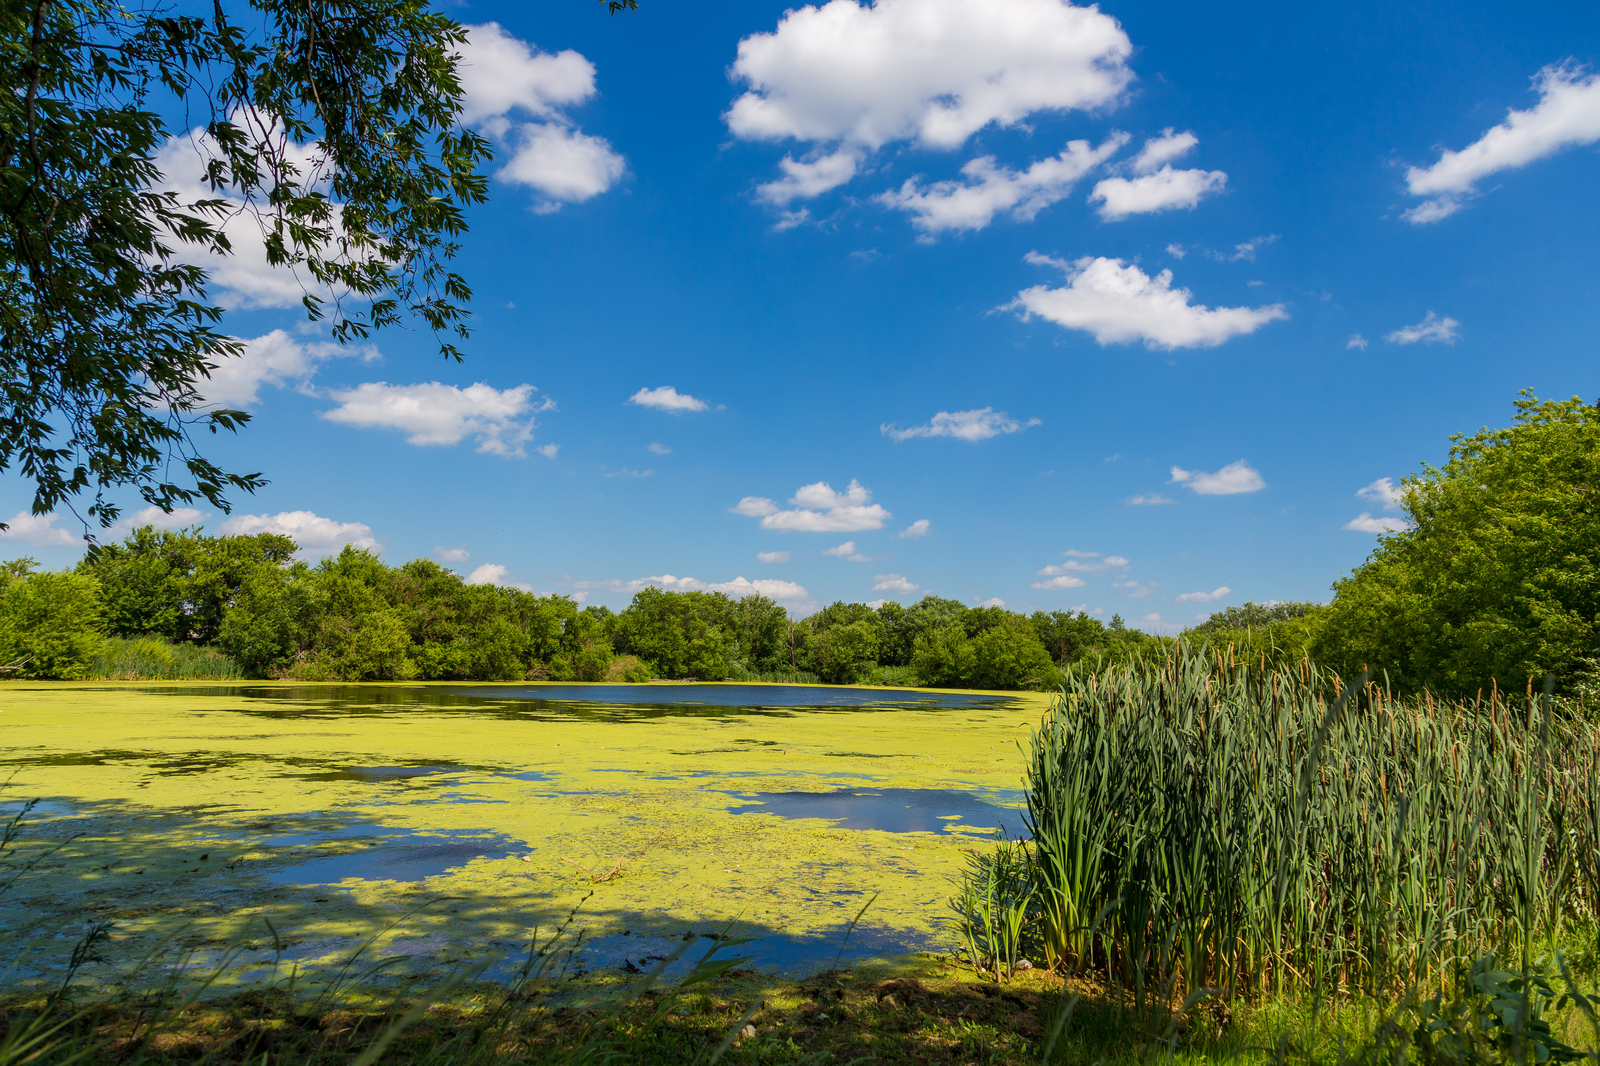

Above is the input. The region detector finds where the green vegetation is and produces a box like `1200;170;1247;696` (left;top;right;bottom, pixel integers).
1;530;1163;686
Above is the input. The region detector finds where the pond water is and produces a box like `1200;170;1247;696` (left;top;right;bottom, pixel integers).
0;682;1046;991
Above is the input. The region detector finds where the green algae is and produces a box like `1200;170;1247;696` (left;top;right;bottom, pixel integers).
0;682;1049;990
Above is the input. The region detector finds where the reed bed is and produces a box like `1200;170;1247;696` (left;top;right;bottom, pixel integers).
89;637;243;681
1022;646;1600;1005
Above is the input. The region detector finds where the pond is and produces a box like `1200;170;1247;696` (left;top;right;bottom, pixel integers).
0;682;1046;990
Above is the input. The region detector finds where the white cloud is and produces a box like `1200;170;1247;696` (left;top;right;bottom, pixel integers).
1007;254;1287;349
1385;312;1459;345
1130;128;1197;172
877;135;1125;232
0;511;80;547
872;573;921;593
1404;63;1600;222
152;132;340;311
732;496;779;517
629;386;710;413
112;506;208;535
647;442;672;455
455;22;597;125
321;381;548;456
1212;236;1278;263
757;550;791;563
495;122;625;208
201;330;378;409
1031;574;1086;590
538;443;560;460
455;23;624;209
1344;513;1411;534
1170;460;1266;495
728;0;1133;150
882;406;1041;442
466;563;508;585
1037;553;1128;576
1357;477;1404;510
603;467;653;478
1165;243;1186;258
894;519;932;540
218;511;378;556
727;0;1133;199
1112;579;1157;598
974;597;1007;608
823;541;872;562
736;479;891;533
756;148;863;205
1127;493;1176;505
1347;333;1369;350
1140;612;1163;625
435;545;471;563
572;573;813;607
1175;586;1231;603
1090;166;1227;221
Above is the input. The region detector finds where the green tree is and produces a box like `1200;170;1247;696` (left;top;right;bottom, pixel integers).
911;624;973;688
1314;393;1600;695
808;619;880;685
1029;609;1106;666
967;622;1060;690
0;569;103;678
613;588;735;680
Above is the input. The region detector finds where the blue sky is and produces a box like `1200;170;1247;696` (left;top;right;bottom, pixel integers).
3;0;1597;628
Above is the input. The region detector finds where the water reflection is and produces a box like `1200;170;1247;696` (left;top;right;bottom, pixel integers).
725;788;1028;837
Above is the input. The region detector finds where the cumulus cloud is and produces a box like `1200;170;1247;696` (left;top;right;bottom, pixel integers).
322;381;549;456
823;541;872;562
1007;254;1287;349
755;148;864;205
727;0;1133;201
894;519;932;540
882;406;1040;442
1404;63;1600;222
1358;477;1405;510
1385;312;1459;345
1129;128;1197;171
494;122;626;209
1347;334;1369;350
464;563;535;592
218;511;378;556
974;597;1007;608
878;134;1125;232
112;506;208;535
572;573;813;607
201;330;378;409
1126;493;1176;505
457;22;624;208
1112;579;1157;598
1344;513;1411;534
435;545;471;563
647;442;672;455
872;573;921;593
733;479;891;533
0;511;81;547
757;550;791;563
1037;553;1129;575
1090;166;1226;220
1087;129;1226;220
1175;586;1231;603
1032;574;1086;590
1165;243;1186;258
628;386;710;413
1169;460;1266;495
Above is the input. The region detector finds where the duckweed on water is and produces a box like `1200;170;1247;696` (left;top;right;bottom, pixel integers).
0;681;1046;990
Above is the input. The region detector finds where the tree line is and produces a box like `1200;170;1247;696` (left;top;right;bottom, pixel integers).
0;528;1160;688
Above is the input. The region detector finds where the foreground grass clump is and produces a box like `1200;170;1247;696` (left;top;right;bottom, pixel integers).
89;636;242;680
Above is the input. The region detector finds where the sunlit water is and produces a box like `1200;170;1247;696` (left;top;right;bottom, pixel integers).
0;682;1045;989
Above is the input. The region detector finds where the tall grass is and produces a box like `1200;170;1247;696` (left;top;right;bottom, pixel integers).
89;636;242;681
1023;645;1600;1004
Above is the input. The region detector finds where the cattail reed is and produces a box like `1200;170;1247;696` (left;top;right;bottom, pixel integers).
1023;645;1600;1002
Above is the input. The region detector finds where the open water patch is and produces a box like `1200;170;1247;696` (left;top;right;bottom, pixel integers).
723;788;1027;837
265;827;522;885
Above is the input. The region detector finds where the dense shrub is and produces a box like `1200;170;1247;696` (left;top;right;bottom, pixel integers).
0;566;103;679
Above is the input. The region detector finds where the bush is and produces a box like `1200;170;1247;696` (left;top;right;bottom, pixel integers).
0;569;103;679
90;636;242;680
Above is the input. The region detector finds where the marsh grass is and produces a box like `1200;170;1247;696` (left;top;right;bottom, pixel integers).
89;636;242;681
